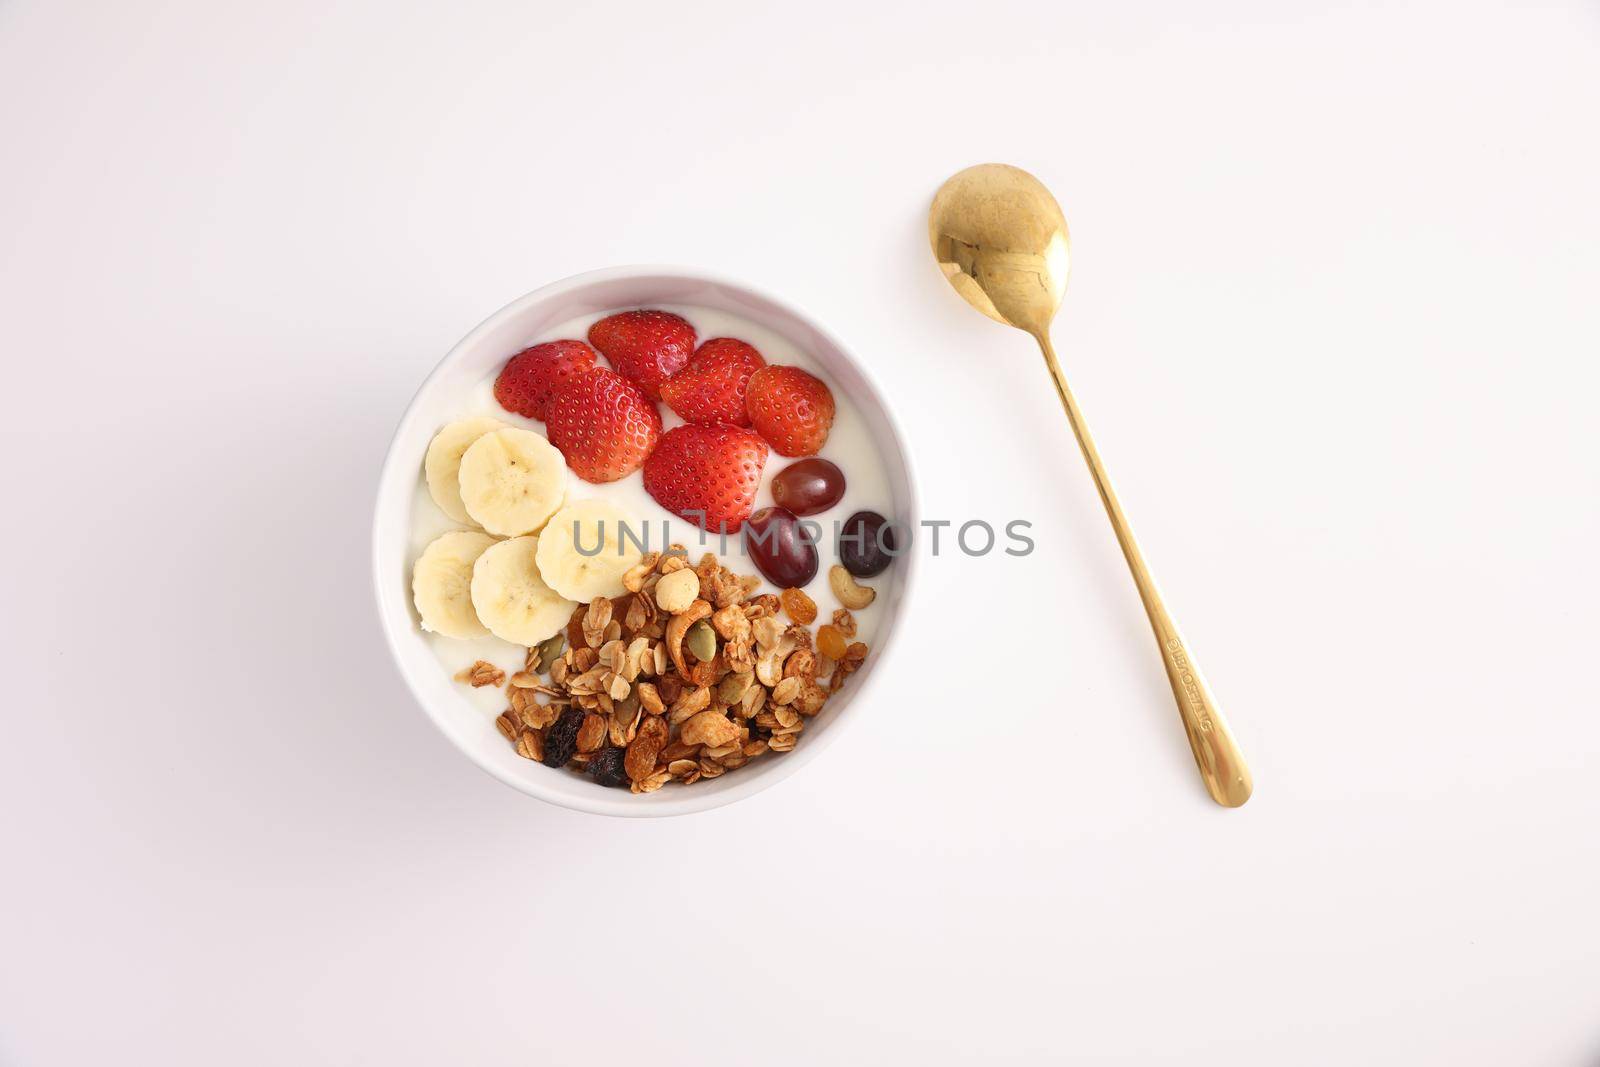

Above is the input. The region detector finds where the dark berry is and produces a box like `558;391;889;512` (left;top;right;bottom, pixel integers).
542;707;584;768
588;746;630;788
838;510;896;577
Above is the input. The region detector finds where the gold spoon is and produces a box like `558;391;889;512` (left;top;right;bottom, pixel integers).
929;163;1252;807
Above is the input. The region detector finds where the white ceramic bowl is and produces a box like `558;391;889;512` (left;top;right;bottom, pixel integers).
372;266;918;816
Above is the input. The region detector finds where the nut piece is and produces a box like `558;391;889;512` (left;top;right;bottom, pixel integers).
622;551;661;593
680;709;740;748
654;568;700;613
795;682;828;716
828;565;876;610
751;616;786;650
783;649;817;681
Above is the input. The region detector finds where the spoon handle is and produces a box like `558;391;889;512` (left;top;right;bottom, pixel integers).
1034;331;1253;807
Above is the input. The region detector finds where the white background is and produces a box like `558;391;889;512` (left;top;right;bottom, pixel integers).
2;1;1597;1063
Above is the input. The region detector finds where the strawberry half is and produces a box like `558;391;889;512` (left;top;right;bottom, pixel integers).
660;338;765;426
494;339;597;421
587;309;697;401
745;365;835;457
643;424;769;532
545;367;662;483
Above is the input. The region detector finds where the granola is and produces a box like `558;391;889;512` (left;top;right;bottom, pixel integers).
455;660;505;688
492;548;869;793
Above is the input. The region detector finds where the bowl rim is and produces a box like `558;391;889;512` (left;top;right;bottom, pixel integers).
371;264;920;817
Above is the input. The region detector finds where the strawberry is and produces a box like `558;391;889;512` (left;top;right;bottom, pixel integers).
643;424;769;532
660;338;765;426
745;365;835;457
545;367;662;483
587;309;697;400
494;339;597;420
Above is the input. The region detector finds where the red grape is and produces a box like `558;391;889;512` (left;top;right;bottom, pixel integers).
744;506;818;587
770;458;846;516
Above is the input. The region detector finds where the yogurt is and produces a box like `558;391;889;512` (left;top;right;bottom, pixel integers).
406;303;895;715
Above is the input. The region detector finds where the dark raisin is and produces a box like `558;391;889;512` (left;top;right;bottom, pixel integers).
542;707;584;768
588;746;630;788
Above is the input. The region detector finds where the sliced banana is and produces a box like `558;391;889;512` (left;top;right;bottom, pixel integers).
536;499;644;603
470;535;576;646
424;416;507;525
458;427;567;537
412;530;498;639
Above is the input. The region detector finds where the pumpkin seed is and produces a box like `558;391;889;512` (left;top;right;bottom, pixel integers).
535;634;566;673
716;671;752;705
685;619;717;662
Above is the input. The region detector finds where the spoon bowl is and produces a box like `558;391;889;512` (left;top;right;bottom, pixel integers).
929;163;1072;334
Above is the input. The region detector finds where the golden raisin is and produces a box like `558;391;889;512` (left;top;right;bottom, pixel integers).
816;624;848;661
780;587;818;625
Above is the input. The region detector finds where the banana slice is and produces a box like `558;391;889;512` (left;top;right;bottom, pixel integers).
470;535;577;646
412;530;498;639
536;499;644;602
424;416;507;525
458;427;567;537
